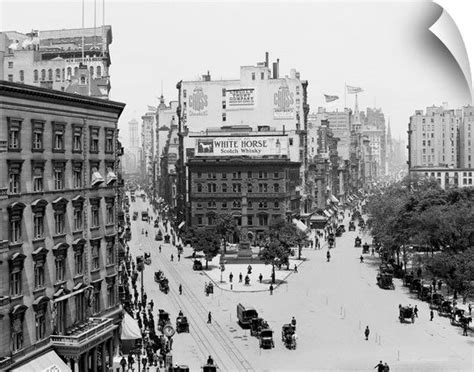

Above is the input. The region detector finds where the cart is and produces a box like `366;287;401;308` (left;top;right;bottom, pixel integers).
259;328;274;349
176;316;190;333
281;324;296;349
399;306;415;323
354;237;361;247
377;272;395;289
348;221;356;231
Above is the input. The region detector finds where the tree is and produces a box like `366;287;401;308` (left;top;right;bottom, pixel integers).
191;228;221;269
215;214;239;254
258;240;290;284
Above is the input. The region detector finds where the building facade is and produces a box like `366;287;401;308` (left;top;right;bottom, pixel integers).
1;27;112;99
0;81;125;371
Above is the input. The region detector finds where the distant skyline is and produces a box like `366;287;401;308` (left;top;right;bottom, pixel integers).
1;0;472;148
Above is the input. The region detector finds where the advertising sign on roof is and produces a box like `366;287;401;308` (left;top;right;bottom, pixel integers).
273;84;295;119
195;136;287;156
188;87;208;116
226;88;255;109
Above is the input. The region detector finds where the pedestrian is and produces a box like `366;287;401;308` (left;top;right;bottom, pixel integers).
229;272;233;283
430;309;434;321
207;311;212;324
417;267;422;278
178;253;181;262
170;254;174;262
360;255;364;263
120;356;127;372
179;284;183;295
294;264;298;273
374;361;384;372
438;280;442;291
259;273;263;283
383;362;390;372
149;299;154;311
469;303;472;315
128;354;134;369
291;316;296;329
364;326;370;340
463;322;468;336
159;245;162;253
247;265;252;275
414;305;418;317
371;247;375;256
269;284;274;295
239;273;243;283
432;278;437;291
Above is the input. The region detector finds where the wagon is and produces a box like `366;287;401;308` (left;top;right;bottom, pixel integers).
403;273;414;287
348;221;356;231
429;293;444;310
418;285;431;301
281;324;296;349
377;272;394;289
409;278;422;293
259;328;274;349
158;309;171;331
354;237;361;247
438;301;453;317
159;278;169;294
362;243;370;254
176;316;190;333
250;317;267;337
193;260;203;271
399;306;415;323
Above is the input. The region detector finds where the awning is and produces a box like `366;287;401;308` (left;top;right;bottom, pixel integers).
323;210;332;217
310;215;328;221
330;194;339;203
106;169;117;185
292;218;308;232
91;171;105;187
121;312;142;340
13;350;72;372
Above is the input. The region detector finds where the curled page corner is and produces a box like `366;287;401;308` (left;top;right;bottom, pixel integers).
429;7;472;97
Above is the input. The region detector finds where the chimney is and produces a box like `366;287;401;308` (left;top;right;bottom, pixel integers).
276;58;280;79
272;62;277;79
265;52;269;68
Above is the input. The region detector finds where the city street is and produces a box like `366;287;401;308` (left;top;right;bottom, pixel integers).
129;197;473;372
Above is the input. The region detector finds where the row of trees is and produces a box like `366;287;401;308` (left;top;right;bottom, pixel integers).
365;175;474;299
183;214;310;280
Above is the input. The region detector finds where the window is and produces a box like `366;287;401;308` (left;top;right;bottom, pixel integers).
197;172;202;178
261;72;264;80
91;241;100;270
55;68;61;81
54;212;65;235
273;172;279;178
74;66;79;76
32;121;44;151
93;288;100;314
35;311;46;341
274;184;280;192
207;200;216;209
8;117;22;151
197;183;202;192
11;316;24;352
55;258;65;282
9;254;25;296
52;123;65;152
34;262;45;289
232;200;241;209
67;67;72;78
106;202;114;225
47;69;53;81
73;165;82;189
41;69;46;81
8;61;13;68
196;202;203;209
222;113;226;122
197;215;203;224
222;183;227;192
96;66;101;77
33;214;44;238
247;171;252;178
89;66;94;78
74;250;84;275
232;171;241;179
19;70;24;82
258;201;268;208
72;125;82;152
8;74;13;82
106;240;115;265
105;129;114;153
258;171;267;179
232;183;241;192
91;206;100;227
53;166;64;190
274;201;280;209
90;127;100;153
222;201;227;209
247;183;253;193
34;69;38;82
289;138;293;146
248;215;253;225
107;282;115;307
259;214;268;226
207;183;217;193
248;200;253;208
222;88;226;97
252;72;255;80
222;100;226;109
74;208;83;231
9;172;20;194
258;183;268;192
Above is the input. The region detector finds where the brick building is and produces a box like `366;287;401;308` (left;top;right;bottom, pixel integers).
0;81;125;371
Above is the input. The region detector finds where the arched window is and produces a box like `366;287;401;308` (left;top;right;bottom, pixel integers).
41;69;46;81
74;67;79;76
89;66;94;78
19;70;24;82
96;66;101;77
48;69;53;81
33;70;38;82
67;67;72;78
55;68;61;81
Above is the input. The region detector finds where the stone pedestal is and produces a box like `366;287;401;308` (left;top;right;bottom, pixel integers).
237;240;253;258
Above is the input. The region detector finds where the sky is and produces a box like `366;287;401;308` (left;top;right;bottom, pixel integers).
1;0;472;147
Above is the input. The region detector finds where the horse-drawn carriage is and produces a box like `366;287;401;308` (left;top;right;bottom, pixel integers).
409;278;422;293
358;218;365;229
335;225;344;237
348;221;356;231
429;293;445;310
399;306;415;323
154;219;159;228
328;234;335;248
354;236;362;247
362;243;370;254
281;324;296;349
205;282;214;296
450;308;472;329
259;328;275;349
193;260;203;271
176;315;190;333
377;272;395;289
438;301;453;317
154;271;169;294
164;234;170;243
155;230;163;241
250;318;268;337
418;284;431;301
144;253;151;265
158;309;171;331
403;272;414;287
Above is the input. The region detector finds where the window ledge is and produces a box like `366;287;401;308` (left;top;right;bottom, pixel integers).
52;149;65;154
90;268;101;274
90;226;100;232
8;193;21;198
31;149;44;153
52;234;66;239
33;287;46;295
9;242;23;250
72;230;84;235
54;280;67;288
7;148;21;153
72;150;82;154
105;263;116;269
73;274;84;280
10;295;24;302
32;237;45;244
105;224;115;228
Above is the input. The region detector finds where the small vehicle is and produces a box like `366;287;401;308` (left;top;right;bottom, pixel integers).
141;211;149;221
193;260;203;271
154;220;159;228
438;301;453;317
237;303;258;329
144;256;151;265
362;243;369;254
328;234;335;248
158;309;171;331
403;273;414;287
418;285;431;301
154;270;165;283
377;272;394;289
259;328;274;349
409;278;422;293
131;196;136;202
338;224;346;233
176;315;190;333
133;212;138;221
354;237;361;248
164;234;170;243
453;313;472;328
335;226;343;237
160;278;169;294
429;293;445;310
155;231;163;241
348;221;356;231
358;219;365;228
205;282;214;296
250;317;267;337
281;324;296;349
399;306;415;323
203;365;217;372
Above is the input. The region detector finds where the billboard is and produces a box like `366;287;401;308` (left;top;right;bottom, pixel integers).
188;86;208;116
195;136;288;156
273;84;295;119
226;88;255;109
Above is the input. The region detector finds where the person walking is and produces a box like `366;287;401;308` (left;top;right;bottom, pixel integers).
239;272;243;283
159;245;162;253
120;356;127;372
170;254;174;262
364;326;370;340
259;273;263;283
327;250;331;262
468;303;472;315
207;311;212;324
177;253;181;262
179;284;183;295
229;272;233;283
374;361;384;372
360;255;364;263
149;299;154;312
463;322;468;336
414;305;418;318
430;309;434;321
383;362;390;372
291;316;296;329
269;284;274;295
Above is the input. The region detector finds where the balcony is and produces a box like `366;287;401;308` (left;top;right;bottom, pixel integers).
51;317;116;348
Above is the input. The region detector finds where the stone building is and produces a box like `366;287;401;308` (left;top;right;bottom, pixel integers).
0;81;125;371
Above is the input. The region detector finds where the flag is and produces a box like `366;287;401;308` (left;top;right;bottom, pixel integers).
346;85;364;94
324;94;339;103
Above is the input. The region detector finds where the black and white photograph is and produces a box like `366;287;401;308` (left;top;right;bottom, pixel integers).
0;0;473;371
